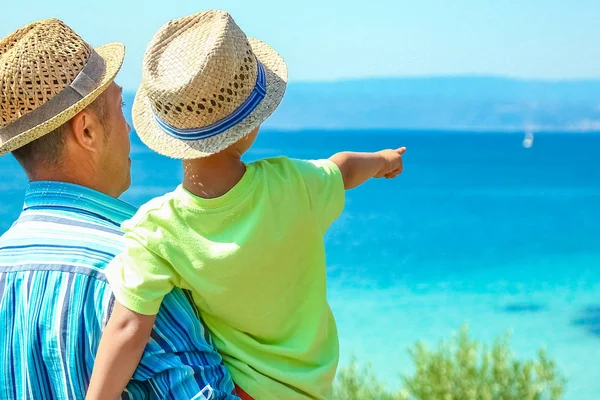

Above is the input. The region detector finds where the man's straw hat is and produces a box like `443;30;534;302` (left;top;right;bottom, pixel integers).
0;18;125;155
132;10;288;159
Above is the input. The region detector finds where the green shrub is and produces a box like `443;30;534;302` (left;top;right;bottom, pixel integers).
333;358;404;400
333;326;566;400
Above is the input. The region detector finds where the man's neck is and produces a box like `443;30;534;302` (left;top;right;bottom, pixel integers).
182;154;246;199
26;162;118;198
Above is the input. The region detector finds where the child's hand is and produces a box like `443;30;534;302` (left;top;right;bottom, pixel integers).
375;147;406;179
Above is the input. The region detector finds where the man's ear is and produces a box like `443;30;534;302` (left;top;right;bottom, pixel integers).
68;110;104;152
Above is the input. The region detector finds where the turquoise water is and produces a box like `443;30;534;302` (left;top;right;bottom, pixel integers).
1;130;599;398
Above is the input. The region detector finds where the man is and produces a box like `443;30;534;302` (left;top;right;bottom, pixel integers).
0;18;238;399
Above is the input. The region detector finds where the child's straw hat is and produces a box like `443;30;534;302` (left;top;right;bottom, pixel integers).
133;10;288;159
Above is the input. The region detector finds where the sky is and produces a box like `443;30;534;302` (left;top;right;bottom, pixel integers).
1;0;599;90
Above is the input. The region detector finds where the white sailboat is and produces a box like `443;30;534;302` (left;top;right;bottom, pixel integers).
522;130;534;148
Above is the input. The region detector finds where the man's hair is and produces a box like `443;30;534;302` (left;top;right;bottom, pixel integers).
12;91;109;169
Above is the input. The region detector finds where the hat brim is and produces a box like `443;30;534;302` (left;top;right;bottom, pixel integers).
132;38;288;160
0;42;125;155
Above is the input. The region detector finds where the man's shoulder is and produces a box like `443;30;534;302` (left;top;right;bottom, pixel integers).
0;204;128;277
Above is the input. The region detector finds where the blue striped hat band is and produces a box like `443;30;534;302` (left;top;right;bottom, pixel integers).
151;61;267;141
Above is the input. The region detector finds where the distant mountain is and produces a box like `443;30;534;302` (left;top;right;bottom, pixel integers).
125;76;600;132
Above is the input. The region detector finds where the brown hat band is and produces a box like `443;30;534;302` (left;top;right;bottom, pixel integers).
0;50;106;143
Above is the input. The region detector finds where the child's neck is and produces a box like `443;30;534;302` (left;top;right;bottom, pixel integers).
182;153;246;199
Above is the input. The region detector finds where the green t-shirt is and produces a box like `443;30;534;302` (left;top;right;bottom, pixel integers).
107;157;345;400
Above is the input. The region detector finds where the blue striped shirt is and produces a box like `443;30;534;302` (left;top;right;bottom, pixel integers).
0;181;238;400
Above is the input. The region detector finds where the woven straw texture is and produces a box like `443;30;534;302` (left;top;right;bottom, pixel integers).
0;18;124;155
132;10;288;159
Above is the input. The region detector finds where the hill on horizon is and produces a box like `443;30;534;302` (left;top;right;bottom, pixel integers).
124;76;600;132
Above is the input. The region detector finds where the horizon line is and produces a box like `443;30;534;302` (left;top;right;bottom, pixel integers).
122;74;600;92
288;73;600;84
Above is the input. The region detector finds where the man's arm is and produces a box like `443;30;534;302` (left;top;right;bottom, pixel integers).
88;289;238;400
87;302;155;400
329;147;406;190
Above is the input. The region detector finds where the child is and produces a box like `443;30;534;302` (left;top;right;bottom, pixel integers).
88;10;405;400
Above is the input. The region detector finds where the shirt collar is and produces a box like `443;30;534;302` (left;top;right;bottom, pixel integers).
23;181;137;227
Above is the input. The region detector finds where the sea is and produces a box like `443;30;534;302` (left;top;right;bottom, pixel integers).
0;129;599;399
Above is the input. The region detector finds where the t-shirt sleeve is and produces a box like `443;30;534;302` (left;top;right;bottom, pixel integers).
292;158;346;232
105;226;180;316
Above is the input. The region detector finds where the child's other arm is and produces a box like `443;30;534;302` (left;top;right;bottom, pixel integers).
86;301;156;400
329;147;406;190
